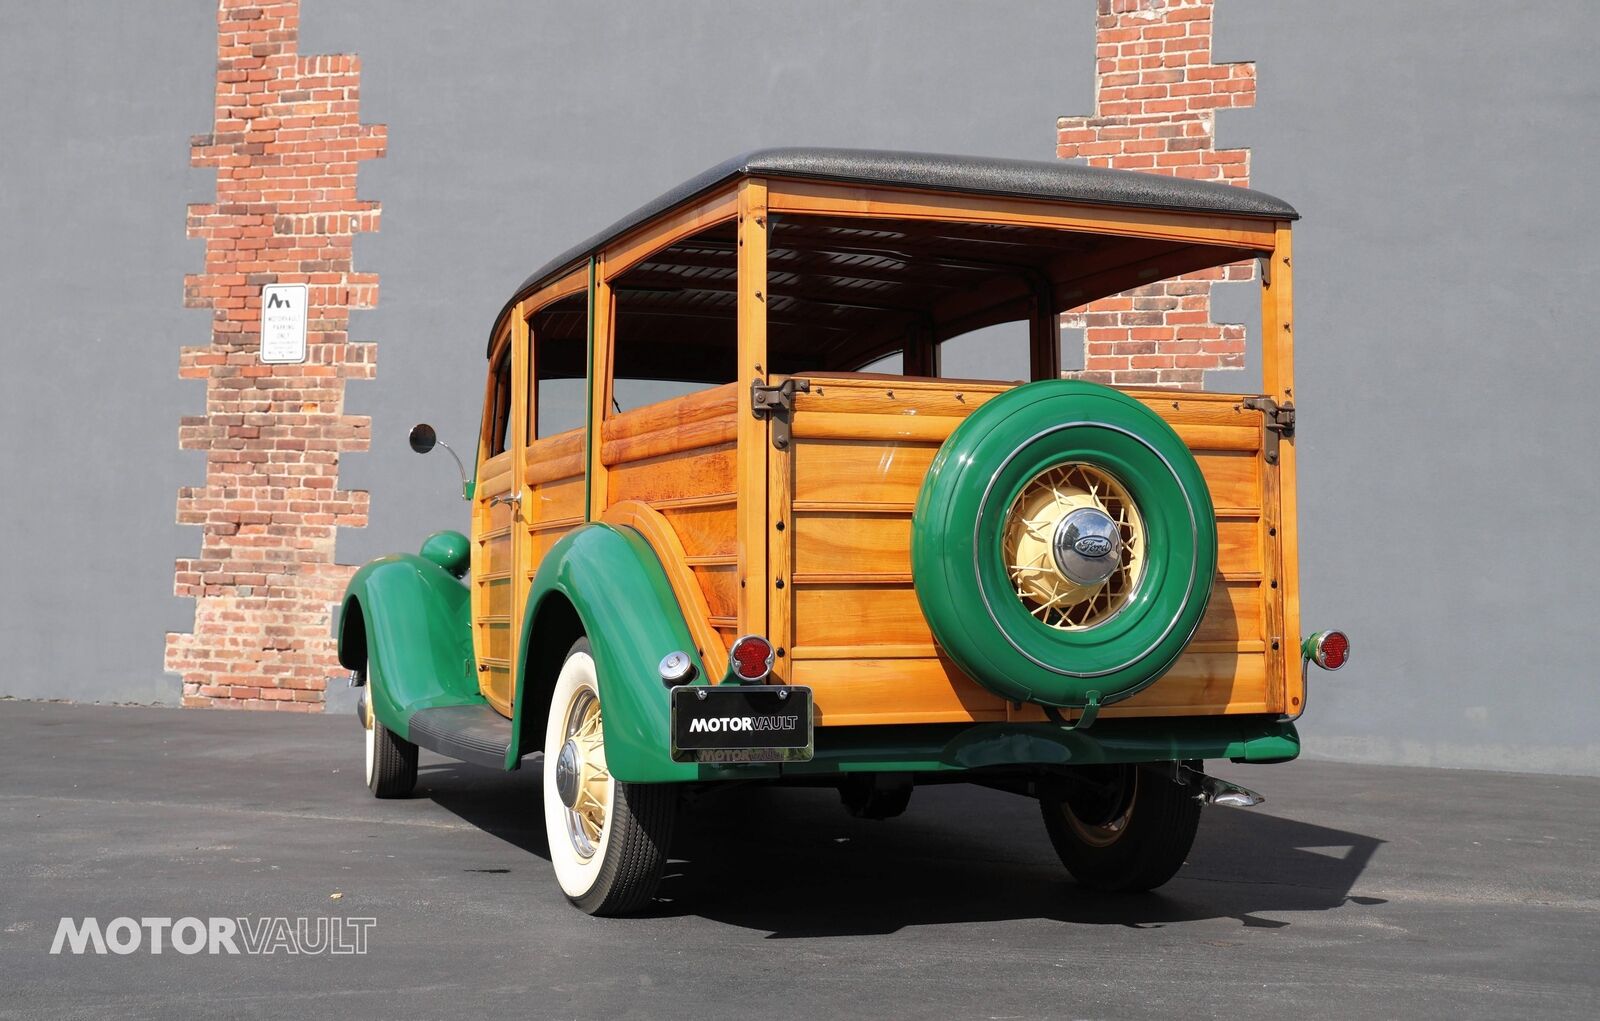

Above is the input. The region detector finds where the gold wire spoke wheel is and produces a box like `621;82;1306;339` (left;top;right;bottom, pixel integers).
1062;768;1140;849
1001;462;1146;631
560;688;612;859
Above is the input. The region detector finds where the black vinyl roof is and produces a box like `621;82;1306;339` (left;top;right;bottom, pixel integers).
495;147;1297;351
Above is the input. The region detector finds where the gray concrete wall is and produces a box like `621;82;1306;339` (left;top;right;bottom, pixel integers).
0;0;214;703
2;1;1596;774
1219;0;1600;773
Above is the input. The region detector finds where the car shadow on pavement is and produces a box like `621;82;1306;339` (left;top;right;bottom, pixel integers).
418;765;1384;936
656;784;1387;937
417;761;552;862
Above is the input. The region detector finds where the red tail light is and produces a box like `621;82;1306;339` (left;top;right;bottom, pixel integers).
1305;630;1351;671
729;635;775;682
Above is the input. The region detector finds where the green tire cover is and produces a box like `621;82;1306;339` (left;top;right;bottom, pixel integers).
911;379;1217;708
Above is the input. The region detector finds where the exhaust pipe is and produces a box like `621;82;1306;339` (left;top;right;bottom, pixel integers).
1176;764;1265;807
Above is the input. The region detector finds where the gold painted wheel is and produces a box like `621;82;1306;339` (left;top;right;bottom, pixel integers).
542;638;676;915
558;687;612;860
1001;462;1146;630
1062;767;1139;849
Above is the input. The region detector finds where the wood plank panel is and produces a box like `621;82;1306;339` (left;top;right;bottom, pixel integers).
661;503;737;559
792;439;940;505
791;656;1008;726
1192;450;1260;511
1108;652;1270;715
600;382;740;464
792;512;912;576
1216;518;1262;576
608;443;737;505
697;564;739;622
794;375;1008;417
793;583;934;648
1193;579;1264;643
766;179;1279;252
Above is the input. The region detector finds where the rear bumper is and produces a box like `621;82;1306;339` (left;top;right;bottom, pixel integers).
779;715;1298;777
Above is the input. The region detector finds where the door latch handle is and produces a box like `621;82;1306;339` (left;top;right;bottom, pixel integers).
488;491;523;509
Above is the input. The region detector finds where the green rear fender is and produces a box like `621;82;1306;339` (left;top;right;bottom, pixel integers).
337;553;477;736
510;523;708;782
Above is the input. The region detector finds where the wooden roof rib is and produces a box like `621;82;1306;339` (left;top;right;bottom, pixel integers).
501;148;1299;360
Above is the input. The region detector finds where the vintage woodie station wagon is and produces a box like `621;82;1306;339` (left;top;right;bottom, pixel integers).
340;148;1349;915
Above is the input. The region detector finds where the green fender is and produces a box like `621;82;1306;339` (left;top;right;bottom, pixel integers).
337;552;478;737
509;523;728;783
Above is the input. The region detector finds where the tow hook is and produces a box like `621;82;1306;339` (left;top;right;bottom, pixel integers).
1175;763;1265;807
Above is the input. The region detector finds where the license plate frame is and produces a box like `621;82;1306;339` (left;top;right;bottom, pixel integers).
669;685;814;763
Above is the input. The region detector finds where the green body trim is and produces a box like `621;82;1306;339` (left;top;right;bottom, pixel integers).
337;553;478;737
419;530;470;578
509;522;738;781
582;257;596;523
786;716;1300;775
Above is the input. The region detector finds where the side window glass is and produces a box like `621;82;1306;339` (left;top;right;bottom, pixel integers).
607;221;738;415
486;348;512;455
529;293;588;439
939;320;1029;382
856;350;903;374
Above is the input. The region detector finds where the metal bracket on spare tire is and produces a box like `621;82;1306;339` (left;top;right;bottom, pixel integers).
751;377;811;450
1042;691;1101;731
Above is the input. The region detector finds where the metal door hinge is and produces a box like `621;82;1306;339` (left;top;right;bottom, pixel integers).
1242;396;1296;465
751;377;811;450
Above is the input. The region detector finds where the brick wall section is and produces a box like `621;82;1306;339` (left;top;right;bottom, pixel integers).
1057;0;1255;388
167;0;383;710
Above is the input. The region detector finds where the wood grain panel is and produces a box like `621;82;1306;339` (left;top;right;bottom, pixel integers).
600;383;739;464
1193;579;1264;643
661;503;737;559
1192;450;1260;512
793;584;934;648
792;439;940;505
1216;518;1262;576
1108;652;1270;715
608;443;736;504
791;656;1008;726
696;563;740;622
792;512;912;577
530;475;585;519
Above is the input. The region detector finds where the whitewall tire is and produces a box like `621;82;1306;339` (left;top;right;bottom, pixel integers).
542;637;675;915
361;659;418;798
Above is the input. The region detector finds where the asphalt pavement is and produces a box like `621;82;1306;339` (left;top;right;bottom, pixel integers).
1;700;1595;1020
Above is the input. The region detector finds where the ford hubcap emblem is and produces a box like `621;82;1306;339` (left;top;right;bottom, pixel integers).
1074;535;1113;558
1051;506;1123;586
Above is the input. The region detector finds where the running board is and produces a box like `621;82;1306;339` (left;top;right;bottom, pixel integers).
407;705;515;770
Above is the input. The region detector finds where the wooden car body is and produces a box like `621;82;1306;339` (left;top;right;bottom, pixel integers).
342;150;1312;784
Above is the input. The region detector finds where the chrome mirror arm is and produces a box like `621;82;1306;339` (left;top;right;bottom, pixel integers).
434;440;471;501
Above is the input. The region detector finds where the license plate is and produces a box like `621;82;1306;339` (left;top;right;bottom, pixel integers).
670;685;813;763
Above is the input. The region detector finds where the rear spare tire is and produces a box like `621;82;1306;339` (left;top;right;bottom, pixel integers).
911;379;1216;709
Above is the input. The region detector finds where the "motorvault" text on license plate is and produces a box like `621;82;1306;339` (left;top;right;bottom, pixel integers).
670;685;813;763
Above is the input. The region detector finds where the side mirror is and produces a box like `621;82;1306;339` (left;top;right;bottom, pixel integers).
407;423;470;500
408;423;437;454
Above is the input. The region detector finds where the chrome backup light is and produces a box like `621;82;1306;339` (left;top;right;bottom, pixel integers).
658;650;696;687
728;635;776;683
1304;630;1351;671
